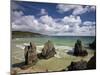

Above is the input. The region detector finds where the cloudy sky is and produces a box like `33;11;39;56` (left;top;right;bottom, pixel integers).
11;1;96;36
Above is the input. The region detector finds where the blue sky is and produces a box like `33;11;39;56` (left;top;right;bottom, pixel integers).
11;1;96;36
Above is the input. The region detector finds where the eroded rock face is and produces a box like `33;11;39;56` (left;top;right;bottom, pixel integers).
74;39;88;56
74;40;82;55
68;60;87;71
89;39;96;49
87;52;96;69
39;40;56;59
24;42;38;65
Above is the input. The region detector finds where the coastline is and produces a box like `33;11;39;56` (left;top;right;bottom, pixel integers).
12;43;95;73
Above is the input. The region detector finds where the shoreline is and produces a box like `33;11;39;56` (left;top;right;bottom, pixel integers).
11;42;95;74
12;43;95;63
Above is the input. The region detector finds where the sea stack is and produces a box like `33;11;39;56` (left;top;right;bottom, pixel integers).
74;39;88;56
40;40;56;59
24;42;38;65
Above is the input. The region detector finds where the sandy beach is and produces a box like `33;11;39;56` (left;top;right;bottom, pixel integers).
12;42;95;73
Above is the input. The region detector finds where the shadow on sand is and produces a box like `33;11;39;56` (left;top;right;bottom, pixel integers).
12;62;25;68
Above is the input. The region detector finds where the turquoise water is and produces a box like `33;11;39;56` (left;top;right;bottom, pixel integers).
12;36;95;47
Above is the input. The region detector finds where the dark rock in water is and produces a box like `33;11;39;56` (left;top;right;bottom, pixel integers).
73;39;88;56
68;60;87;71
24;42;38;65
87;52;96;69
89;39;96;49
38;40;56;59
74;40;82;56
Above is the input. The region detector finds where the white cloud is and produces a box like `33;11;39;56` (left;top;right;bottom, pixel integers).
38;8;48;16
40;8;48;15
11;10;24;22
57;4;95;15
39;15;54;26
57;4;77;13
62;15;81;25
72;6;89;15
12;11;40;32
78;25;95;36
90;6;96;11
83;21;96;26
12;10;95;36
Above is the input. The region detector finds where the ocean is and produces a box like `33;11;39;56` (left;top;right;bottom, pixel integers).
12;36;95;47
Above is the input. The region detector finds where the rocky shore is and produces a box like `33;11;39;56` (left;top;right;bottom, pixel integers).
11;39;96;74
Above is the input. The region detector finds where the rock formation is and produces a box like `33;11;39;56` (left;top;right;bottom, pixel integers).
73;39;88;56
11;68;20;75
89;39;96;49
11;70;17;75
24;42;38;65
68;60;87;71
64;53;96;71
38;40;56;59
87;52;96;69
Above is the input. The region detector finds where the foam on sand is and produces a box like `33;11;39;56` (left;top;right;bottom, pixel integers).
23;43;30;46
16;43;74;58
16;45;25;50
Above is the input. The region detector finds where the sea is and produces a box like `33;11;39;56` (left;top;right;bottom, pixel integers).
12;36;95;47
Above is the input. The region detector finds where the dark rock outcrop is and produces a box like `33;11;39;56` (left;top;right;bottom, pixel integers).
38;40;56;59
11;70;17;75
24;42;38;65
67;53;96;71
87;52;96;69
89;39;96;49
73;39;88;56
68;60;87;71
